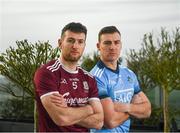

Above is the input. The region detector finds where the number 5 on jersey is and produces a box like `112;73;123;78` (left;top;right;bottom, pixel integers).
72;82;78;90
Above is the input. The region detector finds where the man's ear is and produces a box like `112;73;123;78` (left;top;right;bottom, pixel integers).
58;39;62;49
96;43;100;50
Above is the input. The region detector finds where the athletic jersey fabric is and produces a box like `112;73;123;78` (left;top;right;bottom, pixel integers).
34;59;99;132
90;60;141;132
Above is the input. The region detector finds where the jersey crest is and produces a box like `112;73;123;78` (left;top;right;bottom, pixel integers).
83;81;89;93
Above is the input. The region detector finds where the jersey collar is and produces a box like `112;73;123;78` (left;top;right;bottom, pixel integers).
97;60;119;74
58;58;79;74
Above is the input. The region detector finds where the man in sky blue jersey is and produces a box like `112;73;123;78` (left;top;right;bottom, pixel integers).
90;26;151;132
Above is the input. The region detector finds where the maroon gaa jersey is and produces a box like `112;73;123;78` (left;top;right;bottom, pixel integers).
34;59;99;132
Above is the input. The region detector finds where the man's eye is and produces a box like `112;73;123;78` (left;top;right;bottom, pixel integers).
104;41;112;45
67;39;75;44
78;40;84;44
115;40;120;45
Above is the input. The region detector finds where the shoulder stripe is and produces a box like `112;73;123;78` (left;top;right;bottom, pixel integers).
94;68;104;78
96;69;102;77
78;67;94;78
99;68;105;78
94;68;100;76
47;60;59;70
46;60;61;72
51;63;61;72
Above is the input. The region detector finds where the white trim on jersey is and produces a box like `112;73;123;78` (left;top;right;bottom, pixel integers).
99;68;105;78
78;67;94;78
46;59;61;72
40;91;59;99
52;63;61;72
47;60;59;70
94;68;105;78
57;58;79;74
88;97;100;102
94;67;100;76
61;65;78;74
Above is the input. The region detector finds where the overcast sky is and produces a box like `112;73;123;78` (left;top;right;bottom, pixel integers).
0;0;180;57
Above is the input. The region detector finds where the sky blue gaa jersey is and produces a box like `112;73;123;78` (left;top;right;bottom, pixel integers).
90;60;141;132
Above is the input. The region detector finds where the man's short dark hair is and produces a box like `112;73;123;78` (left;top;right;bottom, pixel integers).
98;26;121;42
61;22;87;39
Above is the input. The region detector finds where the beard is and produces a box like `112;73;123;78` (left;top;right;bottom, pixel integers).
62;53;81;62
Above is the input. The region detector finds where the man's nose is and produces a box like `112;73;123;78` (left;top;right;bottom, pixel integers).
109;43;116;49
72;41;79;48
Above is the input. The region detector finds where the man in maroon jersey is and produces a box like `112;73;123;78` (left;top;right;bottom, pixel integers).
34;22;104;132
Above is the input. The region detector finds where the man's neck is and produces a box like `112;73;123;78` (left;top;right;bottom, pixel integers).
59;57;77;71
101;59;118;71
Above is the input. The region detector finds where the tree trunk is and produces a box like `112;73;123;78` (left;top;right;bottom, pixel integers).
34;100;38;132
163;87;170;132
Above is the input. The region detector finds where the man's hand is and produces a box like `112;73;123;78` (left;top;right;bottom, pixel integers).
50;93;67;107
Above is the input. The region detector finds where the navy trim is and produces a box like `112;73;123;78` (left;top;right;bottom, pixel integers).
99;94;109;99
97;60;119;74
97;60;105;69
134;90;142;94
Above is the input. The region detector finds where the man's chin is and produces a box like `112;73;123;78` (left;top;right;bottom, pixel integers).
69;59;79;62
65;56;81;62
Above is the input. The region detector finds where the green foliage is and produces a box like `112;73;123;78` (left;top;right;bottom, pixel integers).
127;27;180;132
0;39;60;98
0;97;34;120
0;40;60;130
127;27;180;92
81;52;123;72
81;52;99;71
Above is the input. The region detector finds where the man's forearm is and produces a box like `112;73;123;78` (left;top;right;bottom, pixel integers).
104;111;129;129
45;93;94;126
43;99;94;126
76;100;104;129
58;104;94;126
76;112;103;129
128;102;151;118
114;102;151;118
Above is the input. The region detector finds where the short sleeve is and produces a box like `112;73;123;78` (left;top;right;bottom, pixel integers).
95;76;109;99
34;67;59;97
132;72;141;94
88;77;99;99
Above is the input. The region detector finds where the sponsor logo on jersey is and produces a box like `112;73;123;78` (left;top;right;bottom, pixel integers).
69;78;79;82
62;92;88;106
127;76;133;83
114;88;134;103
66;97;88;106
60;78;68;84
62;92;70;97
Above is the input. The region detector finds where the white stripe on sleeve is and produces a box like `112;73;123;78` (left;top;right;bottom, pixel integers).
88;97;100;102
40;91;59;99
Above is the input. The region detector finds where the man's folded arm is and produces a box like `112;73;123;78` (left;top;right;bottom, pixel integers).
76;98;104;130
114;92;151;119
41;92;94;126
101;97;129;129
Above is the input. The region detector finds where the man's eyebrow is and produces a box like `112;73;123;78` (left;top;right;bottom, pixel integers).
103;40;112;43
104;40;111;42
67;37;74;39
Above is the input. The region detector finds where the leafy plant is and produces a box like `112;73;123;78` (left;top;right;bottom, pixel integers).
0;39;60;131
127;27;180;132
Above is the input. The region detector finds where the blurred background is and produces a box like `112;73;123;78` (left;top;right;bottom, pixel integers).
0;0;180;132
